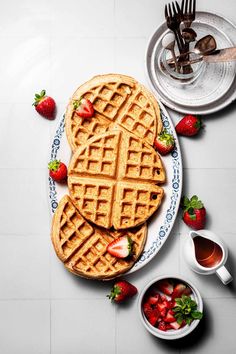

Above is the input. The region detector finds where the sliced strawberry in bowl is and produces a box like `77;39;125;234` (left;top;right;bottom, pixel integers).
143;302;153;318
163;310;176;323
169;321;181;330
157;280;173;296
147;295;159;306
157;302;167;318
139;276;203;339
171;284;186;300
158;321;167;331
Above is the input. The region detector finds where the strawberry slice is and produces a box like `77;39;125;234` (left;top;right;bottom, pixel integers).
160;294;168;302
183;287;192;296
143;302;153;318
157;280;173;296
158;321;167;331
147;295;159;306
157;302;167;318
171;284;186;299
149;315;158;326
163;310;176;323
73;98;94;118
167;300;176;309
165;324;173;330
169;321;181;330
107;236;132;258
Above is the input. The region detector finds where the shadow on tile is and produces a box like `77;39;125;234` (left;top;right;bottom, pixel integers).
224;249;236;295
66;270;114;290
205;99;236;120
148;302;211;352
125;230;180;283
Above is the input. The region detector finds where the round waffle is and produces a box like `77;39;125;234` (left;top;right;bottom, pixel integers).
65;74;162;151
68;127;165;230
51;195;147;280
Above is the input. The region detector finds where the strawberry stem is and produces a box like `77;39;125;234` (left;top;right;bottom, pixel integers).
32;89;46;106
107;285;121;301
48;159;60;172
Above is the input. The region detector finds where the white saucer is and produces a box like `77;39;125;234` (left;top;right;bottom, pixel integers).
146;11;236;115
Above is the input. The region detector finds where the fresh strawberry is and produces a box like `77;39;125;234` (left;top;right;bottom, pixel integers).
182;195;206;230
157;280;173;296
169;321;181;330
107;236;132;258
33;90;55;119
171;284;186;300
163;310;176;323
48;160;67;182
175;115;202;136
73;98;94;118
154;129;175;155
107;280;137;303
158;321;167;331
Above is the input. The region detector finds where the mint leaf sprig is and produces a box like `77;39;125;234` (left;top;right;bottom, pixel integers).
172;295;203;325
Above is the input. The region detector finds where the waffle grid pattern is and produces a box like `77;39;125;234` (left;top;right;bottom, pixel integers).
72;133;120;178
117;185;163;228
123;135;165;181
69;130;165;229
66;74;161;151
51;196;147;279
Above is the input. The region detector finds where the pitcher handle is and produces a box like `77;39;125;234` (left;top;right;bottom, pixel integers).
216;266;233;285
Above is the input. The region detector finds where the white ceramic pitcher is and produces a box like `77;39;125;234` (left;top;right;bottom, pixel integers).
183;229;233;285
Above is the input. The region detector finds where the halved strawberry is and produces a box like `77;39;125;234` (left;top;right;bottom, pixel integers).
154;129;175;156
163;310;176;323
107;236;132;258
158;321;167;331
73;98;94;118
157;280;173;296
171;284;186;300
169;321;181;330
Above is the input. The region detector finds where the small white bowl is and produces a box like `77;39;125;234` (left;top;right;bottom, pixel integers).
138;275;203;340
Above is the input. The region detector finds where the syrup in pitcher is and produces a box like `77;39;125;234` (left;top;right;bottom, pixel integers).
193;236;223;268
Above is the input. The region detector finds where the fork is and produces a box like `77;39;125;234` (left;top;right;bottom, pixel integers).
165;3;185;53
181;0;196;28
179;0;196;73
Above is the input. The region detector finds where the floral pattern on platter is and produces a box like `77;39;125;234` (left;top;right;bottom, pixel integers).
48;115;65;213
48;108;182;268
134;109;181;268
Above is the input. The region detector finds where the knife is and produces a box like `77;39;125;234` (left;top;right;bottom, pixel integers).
179;47;236;67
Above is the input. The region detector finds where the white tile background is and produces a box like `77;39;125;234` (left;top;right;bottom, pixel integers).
0;0;236;353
